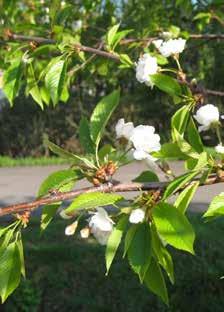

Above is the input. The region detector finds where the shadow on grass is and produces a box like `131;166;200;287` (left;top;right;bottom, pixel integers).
3;213;224;312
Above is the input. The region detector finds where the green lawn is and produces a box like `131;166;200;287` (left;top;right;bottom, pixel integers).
3;213;224;312
0;156;69;167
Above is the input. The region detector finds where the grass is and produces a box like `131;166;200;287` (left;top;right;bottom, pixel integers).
0;156;69;167
3;213;224;312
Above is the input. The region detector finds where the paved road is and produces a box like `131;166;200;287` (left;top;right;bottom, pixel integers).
0;162;223;212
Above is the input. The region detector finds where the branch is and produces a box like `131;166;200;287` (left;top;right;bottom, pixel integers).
0;181;166;217
3;33;224;96
0;173;223;218
178;79;224;97
121;34;224;44
7;33;224;45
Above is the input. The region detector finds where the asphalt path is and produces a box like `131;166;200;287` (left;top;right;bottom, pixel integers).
0;162;223;213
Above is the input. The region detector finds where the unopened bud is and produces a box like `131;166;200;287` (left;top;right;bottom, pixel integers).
65;221;78;236
80;227;90;239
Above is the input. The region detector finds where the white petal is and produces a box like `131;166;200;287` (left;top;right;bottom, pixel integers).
129;209;145;224
136;54;158;85
198;125;209;132
215;144;224;154
194;104;220;131
89;207;114;232
133;149;148;160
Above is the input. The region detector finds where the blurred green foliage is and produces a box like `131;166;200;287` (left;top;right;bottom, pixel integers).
0;0;224;156
3;213;224;312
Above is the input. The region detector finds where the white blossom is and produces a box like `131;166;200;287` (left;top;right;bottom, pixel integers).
115;118;134;140
65;221;78;236
194;104;220;132
135;53;158;87
156;38;186;57
89;207;114;245
72;20;83;31
130;125;161;171
129;208;145;224
130;125;160;157
215;144;224;154
153;39;163;49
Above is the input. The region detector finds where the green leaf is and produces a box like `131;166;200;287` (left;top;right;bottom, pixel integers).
169;25;180;38
133;171;159;182
106;24;120;49
79;117;95;154
45;139;95;168
154;142;187;160
90;90;120;148
40;86;50;105
38;169;82;197
0;229;15;253
173;129;199;159
27;64;43;109
98;144;116;161
151;224;174;284
187;117;204;153
203;193;224;219
153;203;195;254
127;223;152;282
112;29;133;50
40;180;76;231
123;224;138;257
192;151;208;171
45;57;67;105
65;192;123;214
3;59;22;106
105;215;128;275
193;12;211;22
163;171;198;199
174;181;199;213
16;238;25;278
119;54;133;67
155;54;168;65
144;257;169;306
172;105;190;136
150;74;182;97
0;242;21;303
41;204;60;232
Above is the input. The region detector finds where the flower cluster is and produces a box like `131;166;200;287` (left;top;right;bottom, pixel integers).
194;104;224;154
129;208;145;224
135;53;158;87
153;38;186;57
116;119;161;169
194;104;220;132
135;38;186;87
215;144;224;154
88;207;114;245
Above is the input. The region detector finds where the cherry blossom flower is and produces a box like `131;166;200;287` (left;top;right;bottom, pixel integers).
129;209;145;224
154;38;186;57
115;118;134;140
194;104;220;132
89;207;114;245
129;125;161;169
136;53;158;87
215;144;224;154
